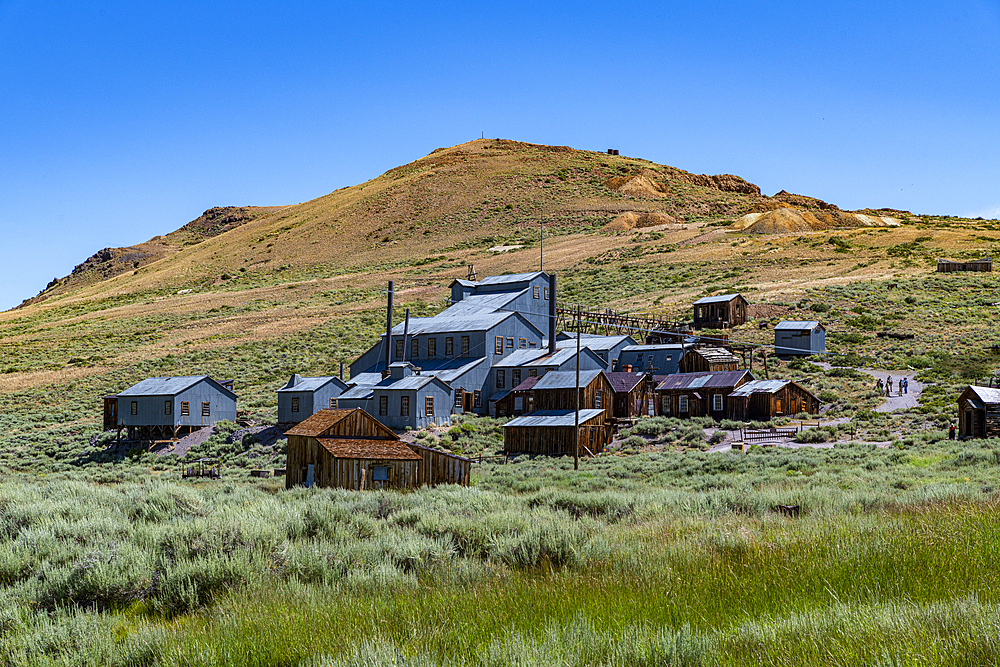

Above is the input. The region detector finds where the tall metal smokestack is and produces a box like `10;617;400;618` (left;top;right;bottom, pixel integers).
401;309;411;362
548;274;557;356
384;280;394;375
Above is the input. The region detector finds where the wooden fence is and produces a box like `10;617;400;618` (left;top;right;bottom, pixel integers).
740;426;800;443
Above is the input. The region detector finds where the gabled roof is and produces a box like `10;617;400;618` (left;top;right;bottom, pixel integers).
385;311;544;338
505;409;605;428
316;438;421;460
477;272;547;285
346;372;383;387
966;386;1000;405
339;385;375;400
775;320;823;331
285;409;362;437
532;369;604;390
118;376;236;399
621;344;686;352
493;346;603;368
439;289;525;318
451;279;477;288
510;375;544;392
556;334;637;351
604;371;647;393
277;375;349;393
693;293;744;305
656;370;753;391
414;357;488;383
729;379;816;399
374;374;451;391
690;347;741;363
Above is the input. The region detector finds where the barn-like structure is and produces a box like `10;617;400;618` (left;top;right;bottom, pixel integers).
692;294;748;329
678;347;742;374
727;380;820;420
503;409;611;456
958;386;1000;439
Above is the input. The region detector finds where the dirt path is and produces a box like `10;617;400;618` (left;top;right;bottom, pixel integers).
152;426;216;457
816;363;923;412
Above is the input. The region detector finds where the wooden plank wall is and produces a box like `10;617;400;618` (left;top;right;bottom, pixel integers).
408;443;471;486
938;259;992;273
323;411;397;439
285;435;419;489
503;417;610;455
532;375;615;421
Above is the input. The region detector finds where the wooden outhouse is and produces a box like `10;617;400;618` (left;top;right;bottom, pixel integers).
693;294;749;329
958;386;1000;439
503;409;611;456
774;321;826;356
727;379;820;421
677;347;742;374
655;370;753;419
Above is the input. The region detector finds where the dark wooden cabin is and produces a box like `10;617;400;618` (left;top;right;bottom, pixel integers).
958;386;1000;439
285;408;470;490
528;370;614;422
727;380;820;421
677;347;742;374
503;409;611;456
605;371;655;419
692;293;749;329
655;370;754;419
495;375;542;417
937;258;992;273
103;395;119;430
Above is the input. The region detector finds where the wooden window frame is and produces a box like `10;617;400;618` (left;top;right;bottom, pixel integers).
473;390;482;408
461;336;470;356
428;338;436;357
544;287;550;300
496;370;505;388
445;337;453;356
401;396;409;417
661;395;671;415
395;339;404;360
202;402;211;417
528;368;538;377
595;390;602;409
713;394;724;412
411;338;419;360
678;395;689;413
291;397;300;413
330;398;338;409
181;401;190;416
506;337;514;349
533;286;540;299
495;336;504;355
455;390;464;408
512;369;521;387
425;396;434;417
379;396;388;415
131;401;138;416
519;338;527;348
164;400;172;416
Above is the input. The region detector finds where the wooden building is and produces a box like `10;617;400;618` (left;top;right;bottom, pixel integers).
503;409;611;456
958;386;1000;439
655;370;754;419
677;347;742;374
937;258;992;273
495;375;542;417
618;344;686;374
285;408;470;490
727;380;820;421
528;370;614;421
692;293;749;329
111;376;237;440
774;321;826;356
605;371;655;419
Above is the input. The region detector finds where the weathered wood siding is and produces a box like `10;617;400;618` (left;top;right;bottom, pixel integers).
958;389;1000;439
728;383;819;421
408;443;472;486
938;258;992;273
678;352;740;374
503;417;611;456
693;296;748;329
531;374;615;421
285;435;419;490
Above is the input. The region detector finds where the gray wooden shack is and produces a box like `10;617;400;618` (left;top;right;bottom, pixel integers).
774;321;826;356
115;375;237;440
619;344;686;374
277;374;350;424
372;363;456;430
958;386;1000;439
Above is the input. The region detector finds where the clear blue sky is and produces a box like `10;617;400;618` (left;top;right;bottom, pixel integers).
2;1;998;311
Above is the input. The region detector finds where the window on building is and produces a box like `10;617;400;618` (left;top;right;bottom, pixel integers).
455;390;464;408
425;396;434;417
544;287;550;300
401;396;409;416
379;396;388;415
519;338;527;348
636;353;643;363
473;390;482;408
506;337;514;349
528;368;538;377
595;390;603;409
461;336;469;356
202;402;211;417
678;395;689;412
428;338;437;357
395;339;404;360
373;466;389;481
131;401;138;415
291;397;300;413
512;369;521;387
533;286;540;298
661;395;671;415
181;401;190;416
648;355;654;366
495;336;504;354
330;398;338;409
164;401;172;416
496;370;505;388
529;342;537;348
411;338;419;360
445;337;454;356
713;394;724;412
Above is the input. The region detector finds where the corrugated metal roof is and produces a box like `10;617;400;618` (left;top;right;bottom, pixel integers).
969;386;1000;404
477;272;546;285
494;347;588;368
532;369;603;390
316;438;421;460
510;375;543;391
346;372;383;387
729;379;792;396
693;293;743;305
277;376;346;393
556;334;636;351
451;279;477;287
505;409;605;427
693;347;741;363
604;371;646;392
118;376;233;397
656;370;752;391
387;312;516;336
439;290;524;317
416;357;488;383
376;375;439;390
339;385;375;400
621;344;686;352
774;320;822;331
285;409;357;436
386;317;436;336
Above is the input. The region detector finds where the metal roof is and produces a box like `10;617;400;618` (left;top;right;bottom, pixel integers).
622;344;686;352
375;375;442;391
413;357;488;383
532;369;604;390
510;375;544;391
693;293;744;305
505;409;605;428
451;279;477;287
493;346;598;368
477;272;546;285
656;370;752;391
604;371;646;393
118;376;235;398
346;372;383;387
339;385;375;400
774;320;822;331
277;376;347;393
729;379;793;397
968;386;1000;404
692;347;741;363
386;317;436;336
556;334;636;351
440;290;524;317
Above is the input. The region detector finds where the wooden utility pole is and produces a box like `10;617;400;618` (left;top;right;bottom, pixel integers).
574;303;581;471
540;218;544;272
